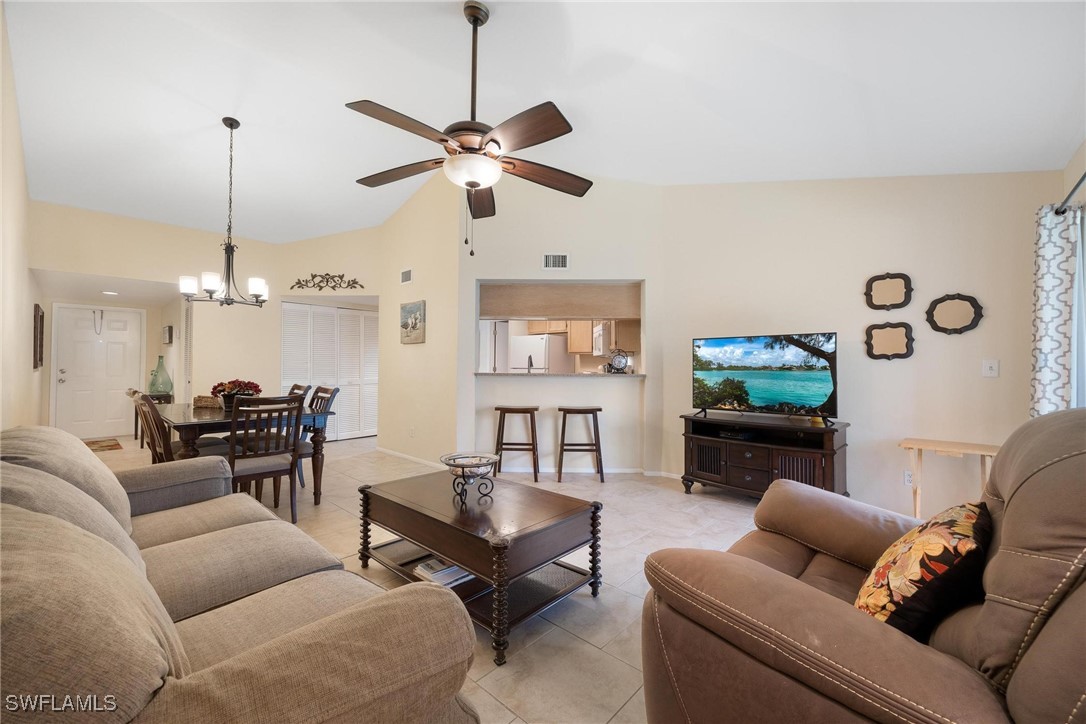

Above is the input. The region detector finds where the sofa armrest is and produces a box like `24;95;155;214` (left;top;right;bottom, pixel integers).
645;549;1007;724
135;583;479;724
755;480;920;570
116;458;232;516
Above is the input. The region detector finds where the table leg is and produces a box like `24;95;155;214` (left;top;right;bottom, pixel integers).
980;455;991;497
490;537;510;666
311;425;326;505
590;501;603;597
358;485;371;568
176;428;200;460
911;449;924;518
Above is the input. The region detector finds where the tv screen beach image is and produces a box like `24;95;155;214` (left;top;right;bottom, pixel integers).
693;334;837;416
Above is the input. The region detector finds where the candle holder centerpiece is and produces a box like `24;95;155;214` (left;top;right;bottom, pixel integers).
440;452;499;503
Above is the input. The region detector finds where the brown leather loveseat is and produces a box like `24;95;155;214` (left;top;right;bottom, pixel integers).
642;408;1085;723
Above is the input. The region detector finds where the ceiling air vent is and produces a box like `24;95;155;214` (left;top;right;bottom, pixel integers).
542;254;569;270
400;269;412;284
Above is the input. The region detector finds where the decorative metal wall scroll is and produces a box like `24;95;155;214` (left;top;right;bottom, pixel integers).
290;273;364;291
864;272;913;310
865;322;915;360
926;293;983;335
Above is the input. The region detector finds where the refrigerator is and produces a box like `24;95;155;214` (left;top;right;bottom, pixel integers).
508;334;573;374
478;321;510;373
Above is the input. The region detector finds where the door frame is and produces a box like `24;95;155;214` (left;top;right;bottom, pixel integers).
49;303;147;428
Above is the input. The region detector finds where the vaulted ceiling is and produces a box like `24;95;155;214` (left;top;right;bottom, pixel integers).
6;1;1084;243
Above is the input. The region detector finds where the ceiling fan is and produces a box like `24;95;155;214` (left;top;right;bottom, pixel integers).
347;0;592;220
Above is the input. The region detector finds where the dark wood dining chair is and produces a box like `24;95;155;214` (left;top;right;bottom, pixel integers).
295;386;339;488
228;394;305;524
288;383;312;405
136;394;232;463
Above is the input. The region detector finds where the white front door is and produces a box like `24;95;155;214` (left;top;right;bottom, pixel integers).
53;306;144;439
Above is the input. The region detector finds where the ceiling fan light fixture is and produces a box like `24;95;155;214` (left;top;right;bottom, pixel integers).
443;153;502;189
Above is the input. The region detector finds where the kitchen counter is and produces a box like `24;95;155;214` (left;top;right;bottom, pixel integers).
476;373;645;378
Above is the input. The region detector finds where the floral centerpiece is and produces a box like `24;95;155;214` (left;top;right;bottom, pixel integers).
210;379;262;412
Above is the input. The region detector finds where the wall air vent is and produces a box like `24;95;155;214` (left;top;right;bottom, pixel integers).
400;269;412;284
542;254;569;270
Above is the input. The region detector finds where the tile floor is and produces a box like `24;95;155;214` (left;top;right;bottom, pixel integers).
97;434;758;724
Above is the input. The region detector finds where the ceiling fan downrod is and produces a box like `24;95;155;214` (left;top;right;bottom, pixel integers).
464;1;489;123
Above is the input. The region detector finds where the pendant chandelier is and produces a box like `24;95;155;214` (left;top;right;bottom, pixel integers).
179;117;267;307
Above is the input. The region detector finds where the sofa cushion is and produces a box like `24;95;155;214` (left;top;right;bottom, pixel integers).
177;570;384;671
141;519;343;621
0;462;145;574
0;425;132;533
130;492;279;549
855;502;992;640
0;505;188;724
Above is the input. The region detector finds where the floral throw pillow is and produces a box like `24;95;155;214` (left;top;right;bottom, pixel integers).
854;502;992;641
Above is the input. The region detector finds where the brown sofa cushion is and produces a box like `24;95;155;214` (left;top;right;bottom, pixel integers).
929;408;1086;691
0;461;145;574
141;519;343;621
855;502;991;640
0;425;132;533
0;505;188;724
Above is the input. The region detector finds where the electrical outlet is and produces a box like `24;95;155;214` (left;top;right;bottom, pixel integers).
982;359;1000;378
409;426;415;438
903;470;914;487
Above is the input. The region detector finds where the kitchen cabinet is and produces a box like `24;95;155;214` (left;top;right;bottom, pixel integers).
527;320;569;334
526;320;548;334
567;321;594;354
612;320;641;352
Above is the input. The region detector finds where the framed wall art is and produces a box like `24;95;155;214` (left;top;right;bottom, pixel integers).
400;300;426;344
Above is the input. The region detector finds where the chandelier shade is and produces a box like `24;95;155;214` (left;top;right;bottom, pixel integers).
180;117;267;308
442;153;502;189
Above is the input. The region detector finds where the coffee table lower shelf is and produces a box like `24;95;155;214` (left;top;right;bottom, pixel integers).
367;538;592;630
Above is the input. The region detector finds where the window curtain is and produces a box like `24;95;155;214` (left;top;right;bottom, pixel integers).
1031;205;1083;416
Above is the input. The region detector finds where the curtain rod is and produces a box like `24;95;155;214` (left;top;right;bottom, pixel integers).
1056;169;1086;215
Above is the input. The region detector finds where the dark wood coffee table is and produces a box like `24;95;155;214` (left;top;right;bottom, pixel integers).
358;472;602;665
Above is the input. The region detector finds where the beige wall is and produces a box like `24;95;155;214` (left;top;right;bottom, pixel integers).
379;175;461;463
1065;140;1085;206
1;7;43;428
453;170;1059;515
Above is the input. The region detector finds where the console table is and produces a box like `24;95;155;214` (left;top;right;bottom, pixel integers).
681;413;848;498
899;438;1001;518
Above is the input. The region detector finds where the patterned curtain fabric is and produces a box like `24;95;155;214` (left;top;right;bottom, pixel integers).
1031;205;1083;416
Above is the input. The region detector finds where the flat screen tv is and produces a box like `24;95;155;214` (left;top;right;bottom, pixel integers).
693;333;837;418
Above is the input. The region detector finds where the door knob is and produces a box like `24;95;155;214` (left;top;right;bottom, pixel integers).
58;378;66;384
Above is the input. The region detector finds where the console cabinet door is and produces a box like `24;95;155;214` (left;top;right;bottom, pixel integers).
772;449;825;489
567;321;594;354
688;438;726;484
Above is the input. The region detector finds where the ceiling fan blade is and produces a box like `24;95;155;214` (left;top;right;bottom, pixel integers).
500;157;593;197
481;102;572;155
467;187;496;219
346;100;460;149
356;158;445;188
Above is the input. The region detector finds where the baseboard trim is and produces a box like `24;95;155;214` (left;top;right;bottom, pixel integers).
497;466;643;474
374;447;445;470
644;470;682;480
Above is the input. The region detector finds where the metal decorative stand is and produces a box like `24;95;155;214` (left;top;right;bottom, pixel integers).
440;453;500;504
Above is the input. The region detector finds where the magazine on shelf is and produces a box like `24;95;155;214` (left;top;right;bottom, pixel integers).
414;558;474;587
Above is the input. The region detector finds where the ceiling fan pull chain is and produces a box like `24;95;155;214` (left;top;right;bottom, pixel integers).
468;190;475;256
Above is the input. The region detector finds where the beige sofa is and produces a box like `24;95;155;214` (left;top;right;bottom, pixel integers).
1;425;479;723
642;408;1085;723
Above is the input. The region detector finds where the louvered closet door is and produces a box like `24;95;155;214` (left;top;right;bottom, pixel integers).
310;306;339;440
281;302;312;396
361;311;379;437
335;309;363;440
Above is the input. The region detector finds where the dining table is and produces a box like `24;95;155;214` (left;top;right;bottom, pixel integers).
155;403;336;505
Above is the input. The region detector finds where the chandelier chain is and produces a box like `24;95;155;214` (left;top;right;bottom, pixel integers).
226;124;234;243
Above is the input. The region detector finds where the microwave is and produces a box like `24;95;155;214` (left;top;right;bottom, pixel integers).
592;322;611;357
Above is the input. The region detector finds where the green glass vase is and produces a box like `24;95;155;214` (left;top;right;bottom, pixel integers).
148;355;174;394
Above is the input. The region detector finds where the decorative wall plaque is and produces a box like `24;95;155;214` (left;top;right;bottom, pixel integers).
926;294;983;335
290;273;364;291
865;322;915;360
864;272;913;310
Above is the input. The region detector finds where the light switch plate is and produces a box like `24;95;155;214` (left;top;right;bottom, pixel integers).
982;359;1000;378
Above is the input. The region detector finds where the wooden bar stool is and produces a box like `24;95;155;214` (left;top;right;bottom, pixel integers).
557;406;604;483
494;406;540;482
